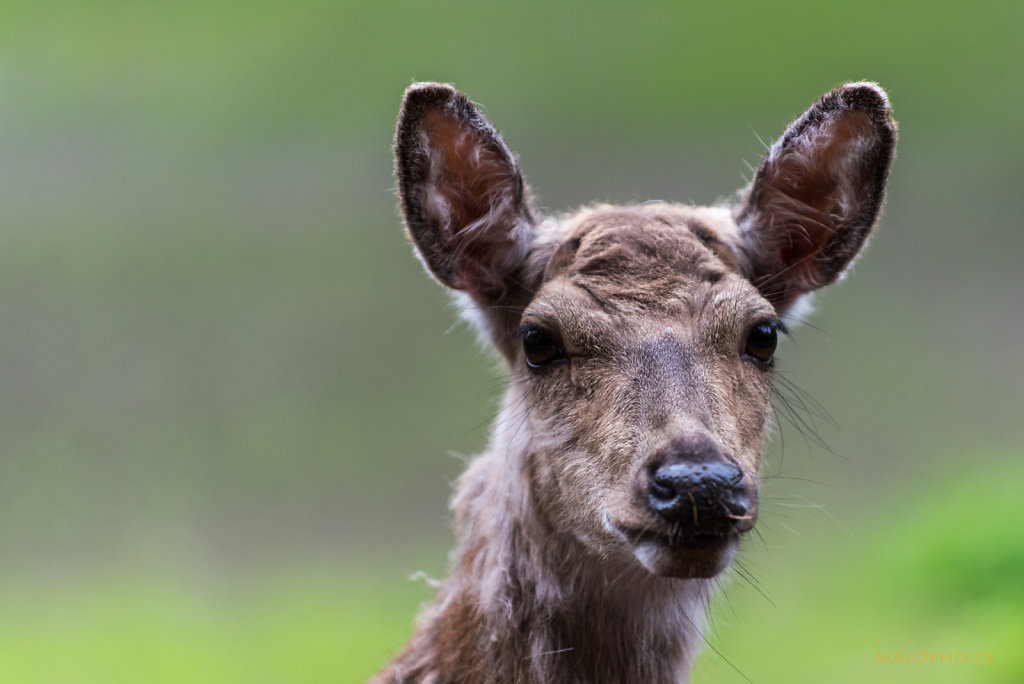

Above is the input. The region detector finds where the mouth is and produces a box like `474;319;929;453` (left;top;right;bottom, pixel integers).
632;529;732;549
603;512;741;578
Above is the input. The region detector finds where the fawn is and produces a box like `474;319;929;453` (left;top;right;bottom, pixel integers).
375;81;895;683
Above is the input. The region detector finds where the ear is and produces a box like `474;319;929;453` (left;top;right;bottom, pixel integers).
394;82;535;308
736;82;896;313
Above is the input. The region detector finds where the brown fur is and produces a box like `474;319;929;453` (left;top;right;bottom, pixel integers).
377;81;896;683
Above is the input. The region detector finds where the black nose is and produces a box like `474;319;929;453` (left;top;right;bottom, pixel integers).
648;461;749;533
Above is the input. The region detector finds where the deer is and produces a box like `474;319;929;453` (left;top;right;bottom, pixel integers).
374;81;895;683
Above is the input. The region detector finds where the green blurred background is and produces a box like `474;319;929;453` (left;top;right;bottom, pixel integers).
0;1;1021;682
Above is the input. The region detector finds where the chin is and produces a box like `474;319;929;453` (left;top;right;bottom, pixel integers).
631;536;740;578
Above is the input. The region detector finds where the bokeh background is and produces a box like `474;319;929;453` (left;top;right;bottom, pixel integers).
0;1;1021;682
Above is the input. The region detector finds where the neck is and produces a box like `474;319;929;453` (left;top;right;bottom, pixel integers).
379;425;712;684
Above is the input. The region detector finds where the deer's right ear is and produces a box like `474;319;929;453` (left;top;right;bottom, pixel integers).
395;83;535;306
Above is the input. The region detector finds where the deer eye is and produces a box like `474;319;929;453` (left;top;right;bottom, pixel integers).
521;327;564;368
744;320;778;364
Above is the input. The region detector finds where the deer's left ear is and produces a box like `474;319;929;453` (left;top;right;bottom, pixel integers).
736;82;896;314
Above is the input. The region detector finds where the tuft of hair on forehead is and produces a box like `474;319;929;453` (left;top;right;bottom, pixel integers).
533;204;746;315
559;206;727;269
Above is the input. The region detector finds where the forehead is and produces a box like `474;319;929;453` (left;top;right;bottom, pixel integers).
537;204;759;320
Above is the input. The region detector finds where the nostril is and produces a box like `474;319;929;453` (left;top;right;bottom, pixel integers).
649;463;704;504
724;498;750;519
648;464;700;518
649;477;676;503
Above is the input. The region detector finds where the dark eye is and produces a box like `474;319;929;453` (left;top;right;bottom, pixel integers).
744;320;778;364
522;327;564;368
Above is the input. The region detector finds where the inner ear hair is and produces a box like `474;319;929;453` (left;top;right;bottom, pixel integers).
394;83;534;299
737;82;896;310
